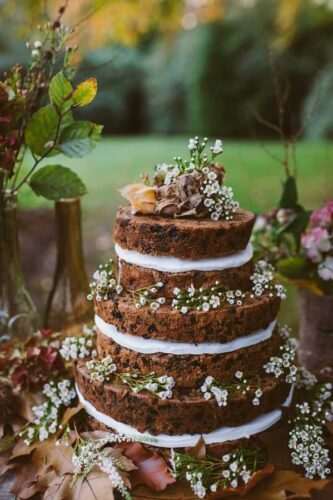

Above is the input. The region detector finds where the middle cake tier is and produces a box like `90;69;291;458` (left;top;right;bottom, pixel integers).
96;324;283;388
95;292;280;343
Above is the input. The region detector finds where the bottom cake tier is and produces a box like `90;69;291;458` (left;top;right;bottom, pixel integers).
75;362;293;448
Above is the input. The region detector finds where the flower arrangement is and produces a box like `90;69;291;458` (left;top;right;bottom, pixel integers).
0;7;102;203
252;176;333;295
120;137;239;220
60;325;96;361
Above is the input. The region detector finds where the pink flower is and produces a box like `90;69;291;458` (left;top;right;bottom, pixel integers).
301;227;331;262
310;201;333;228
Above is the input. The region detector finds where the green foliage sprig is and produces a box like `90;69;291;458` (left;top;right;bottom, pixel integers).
0;7;103;201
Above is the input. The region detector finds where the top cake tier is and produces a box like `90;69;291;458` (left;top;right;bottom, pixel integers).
113;206;255;260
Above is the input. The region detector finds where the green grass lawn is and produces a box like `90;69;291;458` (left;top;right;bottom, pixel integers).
19;136;333;330
20;136;333;215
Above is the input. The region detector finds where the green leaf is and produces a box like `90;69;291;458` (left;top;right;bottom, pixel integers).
72;78;98;107
279;176;298;209
30;165;87;200
49;71;73;111
277;256;309;279
25;105;59;156
59;121;103;158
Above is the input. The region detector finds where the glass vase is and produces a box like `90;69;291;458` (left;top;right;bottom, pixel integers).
0;191;39;340
44;198;93;333
298;288;333;374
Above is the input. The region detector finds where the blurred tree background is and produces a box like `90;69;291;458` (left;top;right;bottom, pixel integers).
1;0;333;139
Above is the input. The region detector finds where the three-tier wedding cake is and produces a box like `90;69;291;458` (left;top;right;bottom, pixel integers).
75;137;295;454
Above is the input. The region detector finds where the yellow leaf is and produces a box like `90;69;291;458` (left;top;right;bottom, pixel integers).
73;78;98;107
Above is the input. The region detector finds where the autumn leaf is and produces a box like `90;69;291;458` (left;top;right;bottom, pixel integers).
72;78;98;107
124;442;175;492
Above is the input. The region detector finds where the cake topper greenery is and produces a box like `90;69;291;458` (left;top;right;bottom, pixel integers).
120;137;240;220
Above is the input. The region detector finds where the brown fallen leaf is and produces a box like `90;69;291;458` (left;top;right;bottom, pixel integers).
71;471;115;500
32;439;74;477
43;474;73;500
125;442;175;492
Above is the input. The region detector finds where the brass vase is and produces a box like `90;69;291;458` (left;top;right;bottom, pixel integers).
44;198;93;332
0;191;39;340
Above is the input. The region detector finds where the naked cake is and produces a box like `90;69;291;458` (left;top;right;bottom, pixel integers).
75;137;297;495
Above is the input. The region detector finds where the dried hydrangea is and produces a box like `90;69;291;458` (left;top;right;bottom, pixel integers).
134;282;165;311
20;379;76;445
87;259;123;302
200;372;263;408
250;260;287;300
172;281;245;314
60;324;96;361
86;356;117;383
201;167;239;221
289;383;333;479
263;325;297;383
119;372;175;400
170;446;265;498
73;435;133;499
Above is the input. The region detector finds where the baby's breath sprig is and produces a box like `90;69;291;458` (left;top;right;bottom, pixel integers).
250;260;287;300
289;382;333;479
118;372;175;400
86;356;117;383
201;167;239;221
200;372;263;408
134;282;165;311
87;259;123;302
73;434;133;499
263;325;298;384
171;282;245;315
170;446;266;498
60;324;96;362
19;379;77;445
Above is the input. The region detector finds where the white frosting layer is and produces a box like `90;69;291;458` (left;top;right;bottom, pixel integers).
115;243;253;273
76;384;294;448
95;315;276;355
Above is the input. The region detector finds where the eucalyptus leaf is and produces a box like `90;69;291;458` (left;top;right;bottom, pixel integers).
30;165;87;200
49;71;73;111
73;78;98;107
59;121;103;158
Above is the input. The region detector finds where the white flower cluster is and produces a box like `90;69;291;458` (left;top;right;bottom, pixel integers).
200;376;229;407
155;163;182;185
119;372;175;400
200;372;263;408
250;260;287;300
170;446;264;499
86;356;117;383
296;366;318;390
134;282;165;311
73;436;132;499
60;325;96;361
263;325;298;383
201;167;239;222
289;383;333;480
219;452;253;489
87;259;123;302
172;282;245;315
20;379;76;445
